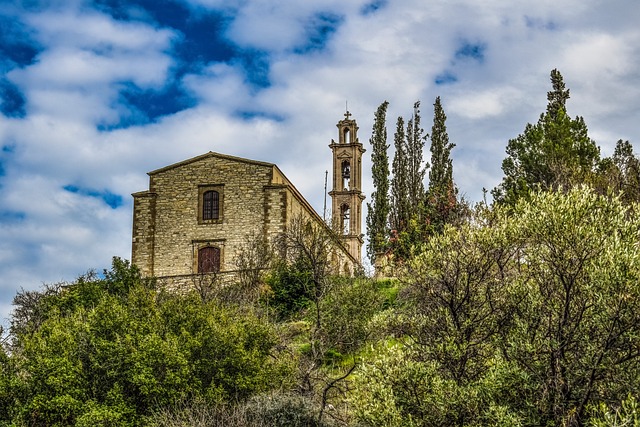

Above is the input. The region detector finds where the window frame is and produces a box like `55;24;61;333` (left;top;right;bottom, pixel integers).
203;190;219;220
198;184;224;224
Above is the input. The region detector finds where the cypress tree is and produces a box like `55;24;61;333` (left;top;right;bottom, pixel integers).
390;116;409;233
405;101;427;213
425;96;457;234
366;101;390;265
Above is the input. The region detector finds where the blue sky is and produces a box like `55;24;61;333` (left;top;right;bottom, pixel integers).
1;0;640;326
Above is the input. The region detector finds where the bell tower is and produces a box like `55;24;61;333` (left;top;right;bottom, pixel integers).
329;111;365;262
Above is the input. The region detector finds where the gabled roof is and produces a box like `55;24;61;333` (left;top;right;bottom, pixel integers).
148;151;275;175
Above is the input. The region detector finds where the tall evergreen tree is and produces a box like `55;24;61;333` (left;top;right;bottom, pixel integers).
366;101;390;265
390;116;409;233
388;103;430;262
405;101;428;212
492;69;600;206
425;96;457;234
596;139;640;205
546;68;570;119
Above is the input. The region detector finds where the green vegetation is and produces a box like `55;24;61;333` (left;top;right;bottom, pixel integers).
492;70;640;210
366;101;391;265
1;260;288;426
425;96;459;235
382;96;463;263
3;69;640;426
356;188;640;426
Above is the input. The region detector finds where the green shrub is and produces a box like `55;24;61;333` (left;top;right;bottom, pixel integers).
589;395;640;427
263;261;313;320
247;394;332;427
149;394;333;427
7;259;288;426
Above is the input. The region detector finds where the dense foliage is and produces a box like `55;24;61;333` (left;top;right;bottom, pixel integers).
377;97;461;264
1;260;288;426
390;114;410;236
3;69;640;426
424;96;458;234
353;188;640;426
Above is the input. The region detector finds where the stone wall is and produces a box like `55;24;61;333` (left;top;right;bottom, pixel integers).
131;152;360;287
131;191;156;276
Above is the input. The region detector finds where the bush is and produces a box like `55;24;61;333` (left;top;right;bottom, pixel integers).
6;259;289;426
588;395;640;427
263;261;313;320
149;394;333;427
247;394;331;427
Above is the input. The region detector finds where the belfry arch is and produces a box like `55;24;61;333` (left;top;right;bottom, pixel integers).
341;160;351;190
343;128;351;144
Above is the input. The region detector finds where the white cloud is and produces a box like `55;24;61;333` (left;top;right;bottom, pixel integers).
7;7;175;127
183;63;252;110
26;9;174;52
449;87;522;120
562;33;637;80
218;0;364;52
558;31;640;118
0;173;132;307
16;47;170;89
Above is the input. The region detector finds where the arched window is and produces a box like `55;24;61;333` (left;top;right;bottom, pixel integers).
198;246;220;273
341;160;351;190
340;203;350;234
203;190;219;220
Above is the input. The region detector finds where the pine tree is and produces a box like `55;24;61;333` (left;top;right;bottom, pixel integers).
492;69;600;206
366;101;390;265
547;68;570;119
425;96;457;234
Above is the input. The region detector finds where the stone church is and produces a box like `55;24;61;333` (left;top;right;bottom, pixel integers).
131;113;365;282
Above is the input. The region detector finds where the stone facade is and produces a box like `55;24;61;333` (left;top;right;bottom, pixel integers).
131;151;358;282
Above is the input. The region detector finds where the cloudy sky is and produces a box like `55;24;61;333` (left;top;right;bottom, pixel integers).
1;0;639;326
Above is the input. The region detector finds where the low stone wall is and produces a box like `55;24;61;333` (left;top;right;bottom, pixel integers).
155;271;240;293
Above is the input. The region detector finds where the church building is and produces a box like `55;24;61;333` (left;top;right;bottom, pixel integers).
131;113;365;283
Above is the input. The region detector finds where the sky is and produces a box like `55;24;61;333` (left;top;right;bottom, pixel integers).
1;0;639;327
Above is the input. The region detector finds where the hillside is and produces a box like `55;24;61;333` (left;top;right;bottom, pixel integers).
2;187;640;427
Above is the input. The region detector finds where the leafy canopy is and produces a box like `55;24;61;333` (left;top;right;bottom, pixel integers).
3;258;287;427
